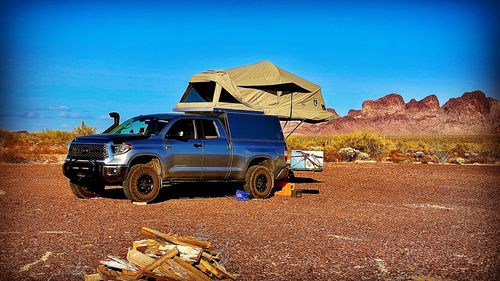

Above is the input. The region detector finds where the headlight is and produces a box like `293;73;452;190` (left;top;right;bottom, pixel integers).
111;143;133;155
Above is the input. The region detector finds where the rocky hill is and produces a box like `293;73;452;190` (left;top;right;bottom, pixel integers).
284;91;500;135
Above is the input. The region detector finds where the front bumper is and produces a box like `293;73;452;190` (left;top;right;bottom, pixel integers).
63;159;128;183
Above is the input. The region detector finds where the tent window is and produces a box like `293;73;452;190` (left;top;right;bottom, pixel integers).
219;87;240;103
181;82;215;103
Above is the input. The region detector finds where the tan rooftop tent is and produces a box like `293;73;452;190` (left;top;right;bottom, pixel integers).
173;61;334;123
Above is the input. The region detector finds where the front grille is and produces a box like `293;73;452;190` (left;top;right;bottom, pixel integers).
68;143;108;159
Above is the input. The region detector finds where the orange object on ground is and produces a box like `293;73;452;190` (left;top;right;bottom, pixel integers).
275;182;295;196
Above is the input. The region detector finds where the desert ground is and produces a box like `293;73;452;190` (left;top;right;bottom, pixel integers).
0;162;498;280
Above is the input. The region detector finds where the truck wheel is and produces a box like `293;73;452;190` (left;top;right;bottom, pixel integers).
244;165;274;199
70;182;104;199
123;164;160;202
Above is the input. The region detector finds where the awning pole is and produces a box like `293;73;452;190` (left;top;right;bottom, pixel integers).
285;120;303;140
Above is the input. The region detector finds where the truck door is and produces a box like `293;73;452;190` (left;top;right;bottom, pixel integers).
163;118;203;179
197;119;231;179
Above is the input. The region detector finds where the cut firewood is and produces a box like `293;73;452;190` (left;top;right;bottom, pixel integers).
85;273;103;281
133;240;149;253
158;244;202;263
211;261;237;280
90;228;236;281
100;256;139;272
132;247;179;280
201;252;220;262
97;265;121;281
127;249;190;281
142;271;181;281
200;259;224;279
141;227;212;249
172;256;214;281
140;239;202;263
195;263;211;277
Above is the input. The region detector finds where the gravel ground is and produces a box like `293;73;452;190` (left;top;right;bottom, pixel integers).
0;162;498;280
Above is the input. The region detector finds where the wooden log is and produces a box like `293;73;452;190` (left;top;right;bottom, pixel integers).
200;258;224;279
158;244;202;263
127;249;155;268
142;271;181;281
132;248;179;280
201;252;220;262
195;263;211;277
132;240;149;253
85;273;103;281
97;265;120;281
126;249;191;281
172;256;214;281
141;227;212;249
212;261;237;280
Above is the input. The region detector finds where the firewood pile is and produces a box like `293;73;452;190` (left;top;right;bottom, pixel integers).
84;227;237;281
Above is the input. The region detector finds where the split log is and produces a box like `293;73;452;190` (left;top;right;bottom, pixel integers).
200;259;224;279
212;261;237;280
85;273;103;281
127;249;190;281
141;227;212;249
201;252;220;262
132;248;178;280
195;263;211;277
172;256;213;281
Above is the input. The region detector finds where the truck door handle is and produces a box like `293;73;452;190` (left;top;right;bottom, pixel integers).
165;145;172;150
193;143;203;148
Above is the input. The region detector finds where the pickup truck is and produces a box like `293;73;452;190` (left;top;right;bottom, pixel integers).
62;111;290;202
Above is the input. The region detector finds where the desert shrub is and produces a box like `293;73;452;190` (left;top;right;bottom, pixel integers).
429;139;453;164
0;120;98;163
72;120;97;136
286;133;499;163
288;129;390;161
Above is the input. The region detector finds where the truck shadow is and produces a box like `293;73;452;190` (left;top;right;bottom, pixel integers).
286;176;323;184
100;178;320;203
157;183;240;202
99;183;240;203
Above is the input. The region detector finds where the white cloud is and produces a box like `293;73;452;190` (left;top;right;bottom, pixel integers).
48;105;70;111
18;111;41;118
61;124;69;128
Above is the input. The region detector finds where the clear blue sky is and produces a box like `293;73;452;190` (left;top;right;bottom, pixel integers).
1;0;499;132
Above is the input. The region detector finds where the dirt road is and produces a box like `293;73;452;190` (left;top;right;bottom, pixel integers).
0;163;498;280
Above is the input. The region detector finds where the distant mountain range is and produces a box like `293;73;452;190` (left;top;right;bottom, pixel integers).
283;91;500;135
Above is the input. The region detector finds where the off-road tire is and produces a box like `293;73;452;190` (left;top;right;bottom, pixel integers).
70;182;104;199
243;165;274;199
123;164;160;202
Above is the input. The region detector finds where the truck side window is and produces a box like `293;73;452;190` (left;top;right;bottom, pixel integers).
166;119;196;140
201;119;219;139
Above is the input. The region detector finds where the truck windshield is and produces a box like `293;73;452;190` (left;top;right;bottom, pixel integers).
110;117;171;135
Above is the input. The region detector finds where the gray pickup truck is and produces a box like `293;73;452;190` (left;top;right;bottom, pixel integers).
63;111;290;202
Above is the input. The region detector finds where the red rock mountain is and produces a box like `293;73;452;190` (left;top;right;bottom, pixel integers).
283;91;500;135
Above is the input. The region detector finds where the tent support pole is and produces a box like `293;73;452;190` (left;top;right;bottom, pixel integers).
285;120;304;140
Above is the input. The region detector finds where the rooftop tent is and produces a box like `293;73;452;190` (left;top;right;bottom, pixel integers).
173;61;334;123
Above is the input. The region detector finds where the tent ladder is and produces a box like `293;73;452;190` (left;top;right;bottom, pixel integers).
285;120;304;140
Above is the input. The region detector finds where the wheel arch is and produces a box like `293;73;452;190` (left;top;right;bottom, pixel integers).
246;156;274;177
128;154;163;177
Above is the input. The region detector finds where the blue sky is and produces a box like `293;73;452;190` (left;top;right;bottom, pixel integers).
1;0;499;132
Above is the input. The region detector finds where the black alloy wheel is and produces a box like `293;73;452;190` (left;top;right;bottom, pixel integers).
136;174;155;195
